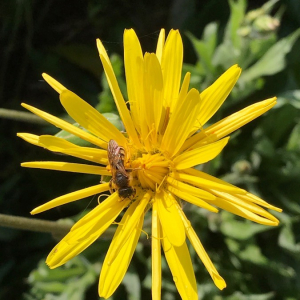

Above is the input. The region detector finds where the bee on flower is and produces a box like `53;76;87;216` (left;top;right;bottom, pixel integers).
18;29;281;300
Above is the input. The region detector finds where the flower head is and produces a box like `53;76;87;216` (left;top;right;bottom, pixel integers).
18;29;281;300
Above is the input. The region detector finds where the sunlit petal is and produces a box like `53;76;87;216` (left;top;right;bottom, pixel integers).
99;211;144;298
161;29;183;110
124;29;144;134
173;137;229;169
42;73;67;94
167;184;218;213
177;206;226;290
161;230;198;300
60;89;126;145
21;161;110;176
31;183;110;215
160;89;202;157
156;29;165;63
181;168;247;194
46;193;129;268
156;191;185;246
197;64;241;126
97;38;142;147
151;200;162;300
182;97;277;150
213;197;279;226
106;191;151;265
21;103;106;149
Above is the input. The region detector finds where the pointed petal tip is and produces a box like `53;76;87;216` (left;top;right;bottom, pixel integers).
214;275;227;290
30;208;39;215
211;207;219;213
41;73;48;79
96;39;102;50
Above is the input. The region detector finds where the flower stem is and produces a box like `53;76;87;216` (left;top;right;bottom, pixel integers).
0;213;151;242
0;108;47;125
0;213;71;236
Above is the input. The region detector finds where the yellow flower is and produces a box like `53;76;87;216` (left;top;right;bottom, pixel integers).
18;29;282;300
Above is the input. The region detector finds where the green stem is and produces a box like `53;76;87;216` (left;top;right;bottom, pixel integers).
0;108;47;125
0;213;151;243
0;213;71;236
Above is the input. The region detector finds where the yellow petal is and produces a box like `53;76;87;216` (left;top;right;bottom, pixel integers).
17;133;39;145
60;89;126;145
212;190;279;224
124;29;143;134
178;72;190;104
46;193;129;268
199;97;277;146
197;64;241;126
151;200;162;300
156;191;185;246
42;73;67;94
167;184;218;213
31;183;110;214
240;193;282;212
158;72;190;137
173;137;229;169
17;134;107;164
213;197;279;226
167;177;216;200
161;29;183;110
172;169;246;194
143;53;163;136
38;135;108;164
96;39;142;148
99;211;144;298
182;97;277;150
178;207;226;290
21;103;107;149
106;191;151;265
160;89;202;157
156;29;165;63
21;161;110;176
161;230;198;300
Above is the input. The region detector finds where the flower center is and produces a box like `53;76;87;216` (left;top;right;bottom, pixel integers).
131;152;170;191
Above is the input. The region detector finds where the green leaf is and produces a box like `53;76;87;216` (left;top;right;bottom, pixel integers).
240;28;300;82
122;271;141;300
101;113;125;131
224;0;246;48
212;40;240;70
286;122;300;151
27;257;98;299
220;212;272;240
55;123;95;147
186;22;218;74
278;224;300;253
276;90;300;109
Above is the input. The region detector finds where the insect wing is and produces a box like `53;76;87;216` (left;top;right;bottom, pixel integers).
108;139;128;178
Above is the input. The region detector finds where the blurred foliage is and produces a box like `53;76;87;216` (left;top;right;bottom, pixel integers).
1;0;300;299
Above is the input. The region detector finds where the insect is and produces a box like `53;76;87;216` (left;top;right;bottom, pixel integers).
107;139;135;199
